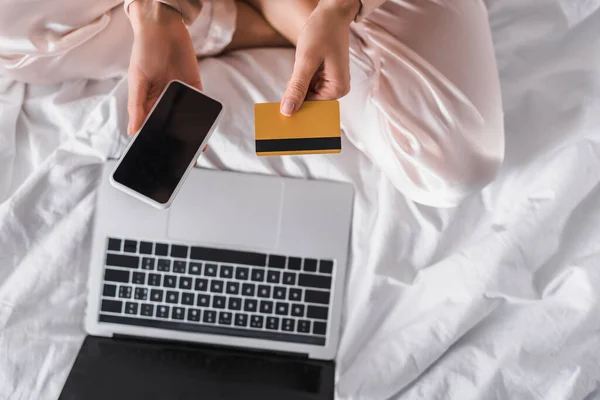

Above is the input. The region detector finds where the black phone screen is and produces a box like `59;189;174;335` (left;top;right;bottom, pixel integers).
112;81;223;205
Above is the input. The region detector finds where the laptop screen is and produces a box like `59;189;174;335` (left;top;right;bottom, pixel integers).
59;336;335;400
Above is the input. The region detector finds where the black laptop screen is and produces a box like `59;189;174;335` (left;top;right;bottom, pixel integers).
59;336;335;400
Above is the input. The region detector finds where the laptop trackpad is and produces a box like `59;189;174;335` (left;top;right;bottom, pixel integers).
167;169;283;250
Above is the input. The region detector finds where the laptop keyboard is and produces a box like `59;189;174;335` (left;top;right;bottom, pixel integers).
98;237;336;346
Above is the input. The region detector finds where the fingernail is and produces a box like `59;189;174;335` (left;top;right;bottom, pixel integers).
281;99;295;116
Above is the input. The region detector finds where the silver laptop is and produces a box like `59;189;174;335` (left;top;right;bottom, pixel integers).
61;159;354;399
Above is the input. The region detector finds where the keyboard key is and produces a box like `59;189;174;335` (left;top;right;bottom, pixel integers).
235;313;248;327
148;273;161;286
244;299;258;312
187;308;201;322
171;245;188;259
125;302;138;315
291;304;305;317
298;274;331;289
139;241;153;254
267;270;281;284
282;273;296;285
191;247;267;267
141;257;155;270
250;315;264;328
106;254;139;269
156;305;169;318
173;261;187;273
189;262;203;275
132;272;146;285
103;284;117;297
204;264;218;277
288;257;301;271
203;310;216;324
289;288;302;301
107;238;121;252
268;255;286;268
101;299;122;313
166;291;179;304
275;302;289;316
179;277;193;290
297;320;311;333
266;317;280;330
150;289;164;302
251;269;265;282
235;267;249;280
157;259;171;272
313;321;327;335
303;259;318;272
164;275;177;288
194;278;208;291
155;243;168;256
219;312;232;325
172;307;185;320
181;292;195;305
319;260;334;274
134;288;148;301
226;282;240;295
260;301;273;314
273;287;287;300
305;290;330;305
118;286;132;299
141;304;154;317
211;280;224;293
257;285;271;298
242;283;256;296
307;305;328;320
228;297;242;311
213;296;226;309
220;265;234;279
282;318;295;332
197;294;210;307
124;240;137;253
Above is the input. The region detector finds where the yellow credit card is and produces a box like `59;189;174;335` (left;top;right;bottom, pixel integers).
254;100;341;156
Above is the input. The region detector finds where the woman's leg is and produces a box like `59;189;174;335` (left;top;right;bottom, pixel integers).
242;0;319;45
0;0;291;84
340;0;505;207
224;1;291;52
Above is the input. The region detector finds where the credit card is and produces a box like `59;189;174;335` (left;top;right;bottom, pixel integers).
254;100;341;156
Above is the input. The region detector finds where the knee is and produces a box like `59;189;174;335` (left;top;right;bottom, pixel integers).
400;119;505;208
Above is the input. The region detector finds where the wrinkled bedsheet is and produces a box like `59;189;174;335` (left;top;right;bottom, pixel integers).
2;0;600;398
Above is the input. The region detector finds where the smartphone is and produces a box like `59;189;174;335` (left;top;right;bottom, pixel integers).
110;80;224;209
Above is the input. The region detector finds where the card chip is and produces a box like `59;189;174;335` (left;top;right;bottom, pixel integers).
254;100;341;156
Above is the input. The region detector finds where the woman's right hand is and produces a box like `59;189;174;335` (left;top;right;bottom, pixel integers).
127;0;201;135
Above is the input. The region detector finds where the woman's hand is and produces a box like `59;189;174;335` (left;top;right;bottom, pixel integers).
127;0;201;135
280;0;360;116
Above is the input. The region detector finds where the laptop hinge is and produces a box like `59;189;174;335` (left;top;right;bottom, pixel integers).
112;333;311;360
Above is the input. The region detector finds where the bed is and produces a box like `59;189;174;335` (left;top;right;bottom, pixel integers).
2;0;600;398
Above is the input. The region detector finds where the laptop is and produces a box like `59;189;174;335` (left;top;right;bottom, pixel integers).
60;160;354;400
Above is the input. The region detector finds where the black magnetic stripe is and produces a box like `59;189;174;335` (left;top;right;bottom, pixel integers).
256;137;341;153
99;314;326;346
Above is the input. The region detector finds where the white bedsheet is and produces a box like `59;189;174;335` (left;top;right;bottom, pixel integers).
2;0;600;398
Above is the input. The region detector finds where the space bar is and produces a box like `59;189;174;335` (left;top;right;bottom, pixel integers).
99;315;325;346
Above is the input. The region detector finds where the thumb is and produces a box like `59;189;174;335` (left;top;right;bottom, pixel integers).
281;56;321;116
127;70;150;136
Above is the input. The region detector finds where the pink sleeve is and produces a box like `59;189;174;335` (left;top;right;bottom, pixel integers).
355;0;387;21
124;0;203;25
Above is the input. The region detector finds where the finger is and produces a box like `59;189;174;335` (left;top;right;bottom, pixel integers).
127;69;150;136
307;66;350;101
281;55;322;116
